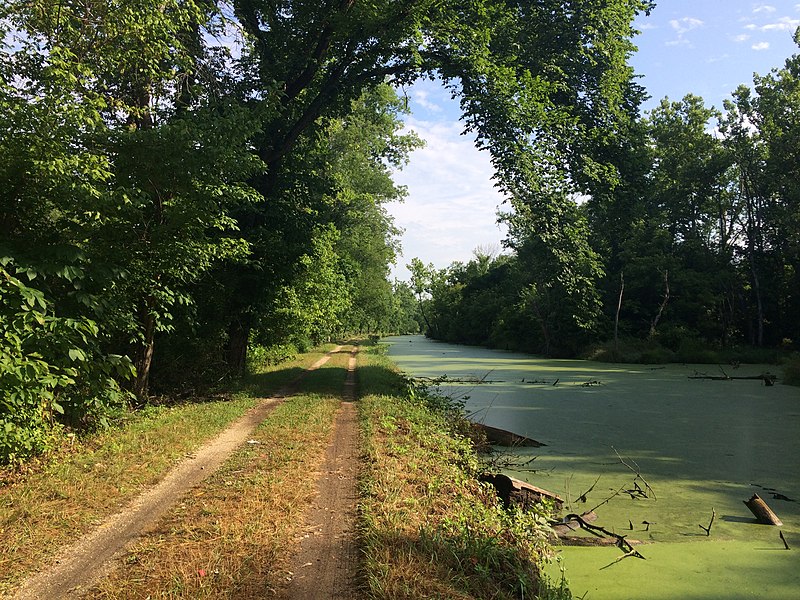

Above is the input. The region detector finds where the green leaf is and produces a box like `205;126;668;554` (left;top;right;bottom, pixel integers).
68;348;87;362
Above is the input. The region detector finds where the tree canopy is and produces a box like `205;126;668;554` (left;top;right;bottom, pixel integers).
1;0;657;461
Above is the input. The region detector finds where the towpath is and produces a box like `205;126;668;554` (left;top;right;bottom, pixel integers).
13;346;361;599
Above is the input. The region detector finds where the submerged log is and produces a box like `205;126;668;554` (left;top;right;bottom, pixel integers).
480;473;563;513
688;373;776;385
559;536;644;547
744;494;783;525
551;511;598;537
472;422;546;448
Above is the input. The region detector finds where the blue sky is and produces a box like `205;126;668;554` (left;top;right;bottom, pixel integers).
388;1;800;280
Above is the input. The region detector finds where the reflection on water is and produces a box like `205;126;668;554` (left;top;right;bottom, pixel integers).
383;335;800;600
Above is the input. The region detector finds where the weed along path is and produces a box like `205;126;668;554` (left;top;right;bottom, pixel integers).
276;346;361;599
12;346;347;600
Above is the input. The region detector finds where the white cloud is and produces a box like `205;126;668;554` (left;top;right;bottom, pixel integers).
670;17;704;35
666;17;703;47
389;117;508;279
412;90;442;113
732;33;751;42
753;4;777;13
745;16;800;32
752;41;770;50
760;16;800;31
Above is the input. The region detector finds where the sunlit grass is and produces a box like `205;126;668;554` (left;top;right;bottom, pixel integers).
89;392;341;598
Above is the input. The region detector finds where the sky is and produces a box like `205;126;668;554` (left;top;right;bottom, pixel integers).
387;1;800;281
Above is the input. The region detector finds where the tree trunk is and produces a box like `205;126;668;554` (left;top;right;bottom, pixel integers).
749;258;764;346
742;172;765;346
649;269;669;338
744;494;783;526
416;298;433;337
133;297;157;402
614;271;624;358
529;297;551;355
227;320;250;376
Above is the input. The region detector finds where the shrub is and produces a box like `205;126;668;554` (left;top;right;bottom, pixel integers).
246;342;298;372
1;263;133;464
782;354;800;386
674;338;719;364
586;338;674;364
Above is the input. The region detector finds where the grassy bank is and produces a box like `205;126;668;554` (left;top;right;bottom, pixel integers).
357;342;571;599
0;346;337;595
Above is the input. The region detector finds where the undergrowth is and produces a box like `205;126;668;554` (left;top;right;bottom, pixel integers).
587;337;785;366
783;354;800;386
358;341;571;599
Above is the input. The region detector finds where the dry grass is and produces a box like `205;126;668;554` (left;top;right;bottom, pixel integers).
0;347;335;596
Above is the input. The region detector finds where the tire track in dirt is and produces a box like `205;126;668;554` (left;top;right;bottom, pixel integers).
12;347;343;600
276;346;361;600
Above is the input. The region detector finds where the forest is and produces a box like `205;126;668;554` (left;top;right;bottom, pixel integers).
0;0;797;464
409;35;800;364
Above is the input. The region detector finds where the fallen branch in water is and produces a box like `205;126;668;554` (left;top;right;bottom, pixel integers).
613;446;656;500
590;449;656;512
699;508;716;536
554;513;646;567
688;371;776;385
780;531;790;550
600;548;644;570
576;476;600;505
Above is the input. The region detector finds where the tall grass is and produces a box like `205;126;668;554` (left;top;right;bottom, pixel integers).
358;342;571;599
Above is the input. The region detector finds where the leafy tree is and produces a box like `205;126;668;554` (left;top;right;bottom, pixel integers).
386;281;423;335
722;31;800;346
330;86;422;335
220;0;657;369
1;0;261;401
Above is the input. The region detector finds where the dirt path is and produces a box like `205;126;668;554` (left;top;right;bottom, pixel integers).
12;348;342;600
276;347;361;600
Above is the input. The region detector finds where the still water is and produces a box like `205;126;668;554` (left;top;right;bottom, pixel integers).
383;335;800;600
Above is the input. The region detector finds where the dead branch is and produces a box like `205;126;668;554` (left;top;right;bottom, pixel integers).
612;446;657;500
688;372;776;385
780;531;790;550
556;513;646;566
589;481;630;513
600;548;644;570
699;508;716;536
576;476;600;504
